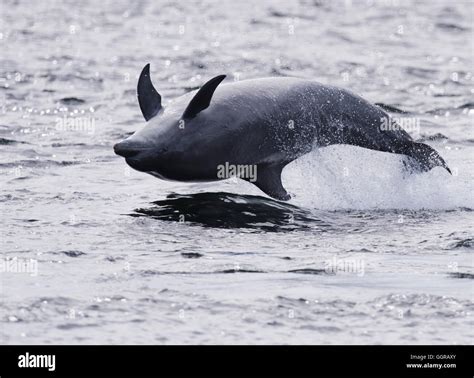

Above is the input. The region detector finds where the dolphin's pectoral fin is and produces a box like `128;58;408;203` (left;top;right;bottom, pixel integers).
137;64;162;121
251;163;290;201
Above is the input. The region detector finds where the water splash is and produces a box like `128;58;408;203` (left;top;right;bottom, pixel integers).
280;145;473;210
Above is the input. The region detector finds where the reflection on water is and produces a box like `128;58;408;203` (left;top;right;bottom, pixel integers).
131;192;332;231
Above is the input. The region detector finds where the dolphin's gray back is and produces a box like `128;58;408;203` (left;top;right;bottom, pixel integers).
202;77;413;165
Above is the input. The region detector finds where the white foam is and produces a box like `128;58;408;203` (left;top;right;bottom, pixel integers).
278;145;474;210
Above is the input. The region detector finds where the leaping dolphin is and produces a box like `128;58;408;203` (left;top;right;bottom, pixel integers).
114;64;450;201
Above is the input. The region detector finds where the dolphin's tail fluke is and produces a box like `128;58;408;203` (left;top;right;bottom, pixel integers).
399;141;451;175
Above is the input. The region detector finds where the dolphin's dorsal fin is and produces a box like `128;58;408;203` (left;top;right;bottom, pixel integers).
137;64;162;121
252;163;291;201
182;75;226;119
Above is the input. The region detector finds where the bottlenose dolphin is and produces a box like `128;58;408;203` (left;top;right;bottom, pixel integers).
114;64;450;201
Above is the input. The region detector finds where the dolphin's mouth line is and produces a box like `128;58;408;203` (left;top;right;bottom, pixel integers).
114;140;157;159
121;147;155;154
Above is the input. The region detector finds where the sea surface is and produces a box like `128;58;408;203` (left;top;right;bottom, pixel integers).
1;0;473;344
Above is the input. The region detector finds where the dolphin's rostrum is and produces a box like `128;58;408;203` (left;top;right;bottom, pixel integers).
114;64;451;201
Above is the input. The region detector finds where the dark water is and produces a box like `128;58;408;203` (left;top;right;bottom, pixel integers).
1;0;473;344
